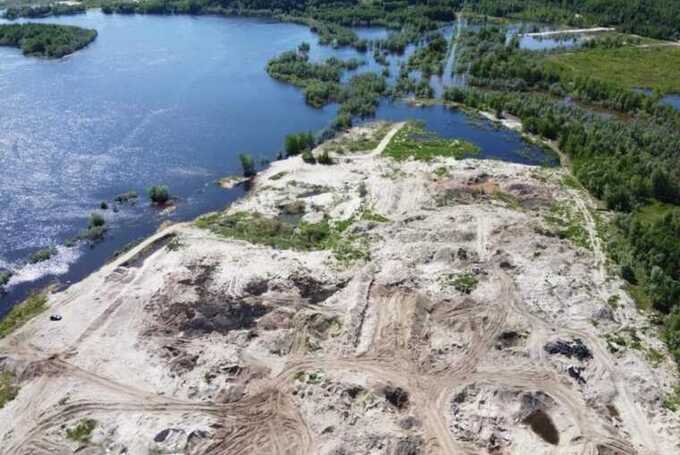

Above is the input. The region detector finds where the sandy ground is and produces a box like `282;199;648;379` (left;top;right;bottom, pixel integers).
0;122;678;454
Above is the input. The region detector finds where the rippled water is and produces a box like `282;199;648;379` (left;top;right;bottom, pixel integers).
0;11;553;314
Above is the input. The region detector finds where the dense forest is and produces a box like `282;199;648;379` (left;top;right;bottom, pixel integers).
2;4;86;20
0;23;97;58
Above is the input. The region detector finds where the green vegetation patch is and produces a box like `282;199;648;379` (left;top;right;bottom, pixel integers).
383;121;479;161
442;272;479;294
195;211;368;264
29;246;57;264
663;384;680;412
0;23;97;58
0;270;12;287
0;292;48;338
293;370;325;385
0;371;19;409
543;201;590;250
66;418;97;444
545;46;680;93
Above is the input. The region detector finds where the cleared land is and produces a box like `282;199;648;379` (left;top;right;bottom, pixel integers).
0;123;678;454
545;45;680;93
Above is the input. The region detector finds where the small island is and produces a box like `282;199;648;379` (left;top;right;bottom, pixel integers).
0;23;97;58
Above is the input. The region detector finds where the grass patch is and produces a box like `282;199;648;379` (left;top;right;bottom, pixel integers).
270;171;288;180
433;166;449;178
0;292;48;338
635;201;676;225
561;174;583;190
196;211;368;264
66;418;97;443
383;121;479;161
442;272;479;294
0;371;19;409
544;46;680;93
662;384;680;412
360;209;390;223
646;347;665;367
625;284;653;311
293;370;325;385
491;191;520;209
543;201;590;250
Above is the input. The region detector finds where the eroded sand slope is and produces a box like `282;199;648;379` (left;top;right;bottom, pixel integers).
1;123;678;454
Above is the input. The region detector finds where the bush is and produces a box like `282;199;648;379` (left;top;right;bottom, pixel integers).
148;185;169;205
89;213;105;228
285;132;315;157
302;150;317;164
239;153;256;177
332;113;352;130
318;150;333;165
66;418;97;443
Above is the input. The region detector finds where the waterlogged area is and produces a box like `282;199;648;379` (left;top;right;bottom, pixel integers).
0;11;553;313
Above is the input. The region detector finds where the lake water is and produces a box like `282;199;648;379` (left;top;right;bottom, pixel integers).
0;11;553;314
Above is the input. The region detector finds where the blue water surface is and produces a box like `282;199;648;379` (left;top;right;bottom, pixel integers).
0;11;552;313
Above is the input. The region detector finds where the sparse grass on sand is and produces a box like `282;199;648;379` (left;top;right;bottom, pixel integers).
0;371;19;409
383;121;479;161
0;292;48;338
196;211;368;263
544;46;680;93
66;418;97;443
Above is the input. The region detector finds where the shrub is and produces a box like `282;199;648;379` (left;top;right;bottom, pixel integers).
239;153;256;177
302;150;317;164
66;418;97;443
148;185;169;205
0;270;12;287
114;191;138;204
100;201;108;210
332;113;352;130
89;213;105;228
285;132;315;156
29;247;57;264
317;150;333;165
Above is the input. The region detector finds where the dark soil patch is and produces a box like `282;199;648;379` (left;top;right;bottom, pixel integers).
522;409;559;445
384;386;409;410
544;338;593;361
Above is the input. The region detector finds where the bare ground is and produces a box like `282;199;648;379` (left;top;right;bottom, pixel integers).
0;122;678;455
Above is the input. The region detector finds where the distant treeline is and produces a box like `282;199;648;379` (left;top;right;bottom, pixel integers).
0;23;97;58
3;4;86;20
97;0;680;41
463;0;680;41
454;27;658;114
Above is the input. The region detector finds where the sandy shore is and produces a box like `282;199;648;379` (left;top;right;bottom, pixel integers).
0;122;678;454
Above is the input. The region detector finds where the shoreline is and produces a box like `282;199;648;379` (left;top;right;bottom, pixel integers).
1;120;677;452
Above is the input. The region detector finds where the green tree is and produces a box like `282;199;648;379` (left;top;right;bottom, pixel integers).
148;185;169;205
239;153;256;177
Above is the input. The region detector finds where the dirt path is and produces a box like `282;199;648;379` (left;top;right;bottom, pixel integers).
523;27;614;37
348;121;406;159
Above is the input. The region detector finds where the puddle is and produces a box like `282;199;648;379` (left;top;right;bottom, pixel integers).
522;409;559;445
